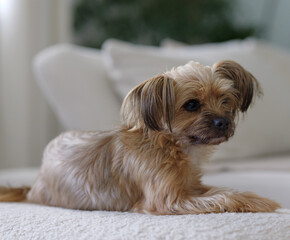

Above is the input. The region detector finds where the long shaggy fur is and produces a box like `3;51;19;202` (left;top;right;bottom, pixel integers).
0;60;280;214
0;186;30;202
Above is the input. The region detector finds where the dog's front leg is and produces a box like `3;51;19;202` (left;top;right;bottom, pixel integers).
133;184;280;215
170;187;281;214
129;148;280;215
190;187;281;213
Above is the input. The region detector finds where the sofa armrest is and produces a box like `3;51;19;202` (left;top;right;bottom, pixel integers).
33;44;121;131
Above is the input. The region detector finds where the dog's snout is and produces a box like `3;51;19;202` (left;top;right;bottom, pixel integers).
213;118;230;131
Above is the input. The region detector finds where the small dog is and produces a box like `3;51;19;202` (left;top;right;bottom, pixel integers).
0;60;281;214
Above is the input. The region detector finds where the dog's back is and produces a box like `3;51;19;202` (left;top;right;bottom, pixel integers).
25;130;141;210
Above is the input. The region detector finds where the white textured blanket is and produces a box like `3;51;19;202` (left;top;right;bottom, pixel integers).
0;203;289;240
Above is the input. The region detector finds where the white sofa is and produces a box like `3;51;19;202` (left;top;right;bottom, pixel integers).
1;39;290;239
34;38;290;160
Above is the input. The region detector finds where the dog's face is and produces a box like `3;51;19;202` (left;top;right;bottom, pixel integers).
121;60;261;146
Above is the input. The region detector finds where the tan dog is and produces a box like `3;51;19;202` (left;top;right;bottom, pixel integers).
0;60;280;214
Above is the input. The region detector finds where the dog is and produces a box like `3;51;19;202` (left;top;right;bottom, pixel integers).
0;60;281;214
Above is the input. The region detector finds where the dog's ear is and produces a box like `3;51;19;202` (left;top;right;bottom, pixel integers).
121;75;175;131
213;60;262;112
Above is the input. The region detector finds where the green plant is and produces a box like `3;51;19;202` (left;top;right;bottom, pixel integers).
74;0;256;48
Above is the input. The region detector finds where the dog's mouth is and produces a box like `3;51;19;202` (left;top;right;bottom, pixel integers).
188;135;228;145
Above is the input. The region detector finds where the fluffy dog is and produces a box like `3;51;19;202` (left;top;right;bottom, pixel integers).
0;60;281;214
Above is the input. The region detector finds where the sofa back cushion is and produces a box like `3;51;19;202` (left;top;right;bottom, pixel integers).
102;39;290;161
34;44;121;131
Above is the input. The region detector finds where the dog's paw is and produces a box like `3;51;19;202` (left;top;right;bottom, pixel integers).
227;192;281;213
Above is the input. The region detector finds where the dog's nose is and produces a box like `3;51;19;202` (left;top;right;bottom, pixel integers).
213;118;230;131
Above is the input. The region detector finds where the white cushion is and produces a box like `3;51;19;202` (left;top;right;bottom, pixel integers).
102;39;188;99
160;37;257;54
0;202;289;240
203;171;290;209
102;39;290;160
0;168;39;187
102;38;257;99
34;44;121;131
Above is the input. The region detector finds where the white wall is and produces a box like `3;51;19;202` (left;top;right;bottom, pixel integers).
234;0;290;50
0;0;73;169
269;0;290;49
0;1;3;169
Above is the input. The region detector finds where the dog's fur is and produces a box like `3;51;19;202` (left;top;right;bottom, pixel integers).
0;60;281;214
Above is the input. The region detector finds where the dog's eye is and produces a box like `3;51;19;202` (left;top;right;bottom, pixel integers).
222;98;230;105
183;99;200;112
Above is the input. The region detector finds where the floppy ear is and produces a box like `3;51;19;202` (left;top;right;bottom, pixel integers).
121;75;175;131
213;60;262;112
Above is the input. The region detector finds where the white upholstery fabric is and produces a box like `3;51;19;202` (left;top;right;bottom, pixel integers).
203;171;290;209
33;40;290;160
102;39;290;160
102;38;257;99
0;202;289;240
34;44;121;131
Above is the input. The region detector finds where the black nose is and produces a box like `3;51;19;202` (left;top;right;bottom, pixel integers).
213;118;230;131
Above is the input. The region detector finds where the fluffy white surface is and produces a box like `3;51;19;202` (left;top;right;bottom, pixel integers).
0;203;289;240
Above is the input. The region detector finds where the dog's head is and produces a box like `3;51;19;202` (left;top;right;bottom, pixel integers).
121;60;261;145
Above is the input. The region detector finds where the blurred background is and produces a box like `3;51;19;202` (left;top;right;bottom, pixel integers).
0;0;289;170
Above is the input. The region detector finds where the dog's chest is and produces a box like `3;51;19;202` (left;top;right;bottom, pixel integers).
185;145;215;167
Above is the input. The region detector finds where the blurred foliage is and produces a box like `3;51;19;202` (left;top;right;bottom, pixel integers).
73;0;256;48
